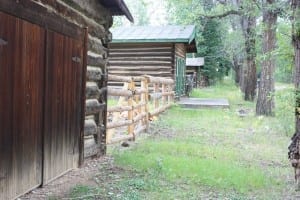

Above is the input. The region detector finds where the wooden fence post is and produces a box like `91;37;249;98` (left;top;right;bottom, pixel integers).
154;83;159;109
162;83;166;106
128;79;135;140
142;76;149;131
168;84;172;105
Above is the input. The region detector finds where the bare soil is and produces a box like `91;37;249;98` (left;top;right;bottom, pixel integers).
20;157;115;200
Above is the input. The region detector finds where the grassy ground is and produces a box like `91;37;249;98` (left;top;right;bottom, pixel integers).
63;79;298;200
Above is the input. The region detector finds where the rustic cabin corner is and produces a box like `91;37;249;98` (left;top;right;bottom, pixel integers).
0;0;133;199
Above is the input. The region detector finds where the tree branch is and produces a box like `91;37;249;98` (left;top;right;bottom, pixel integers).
201;10;242;19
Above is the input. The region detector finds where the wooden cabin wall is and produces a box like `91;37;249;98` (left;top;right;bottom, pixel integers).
175;43;186;59
108;43;174;87
38;0;112;158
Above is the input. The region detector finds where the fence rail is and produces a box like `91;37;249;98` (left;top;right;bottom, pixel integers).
107;75;174;144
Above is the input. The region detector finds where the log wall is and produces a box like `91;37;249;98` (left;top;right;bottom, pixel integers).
108;43;175;87
38;0;112;158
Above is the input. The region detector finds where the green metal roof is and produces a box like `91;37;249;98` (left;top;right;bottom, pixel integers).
111;25;196;44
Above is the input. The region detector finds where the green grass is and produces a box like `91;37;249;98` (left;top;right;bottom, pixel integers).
66;79;296;199
111;79;294;199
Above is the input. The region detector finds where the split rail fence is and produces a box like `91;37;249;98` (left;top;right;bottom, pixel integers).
107;75;175;144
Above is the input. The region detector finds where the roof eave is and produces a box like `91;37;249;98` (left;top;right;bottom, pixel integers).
100;0;134;22
111;39;191;43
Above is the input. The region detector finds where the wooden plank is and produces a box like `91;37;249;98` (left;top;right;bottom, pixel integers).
0;12;45;199
0;12;15;200
0;0;83;39
79;28;88;166
43;30;84;184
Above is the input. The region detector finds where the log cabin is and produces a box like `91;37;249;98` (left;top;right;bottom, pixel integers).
0;1;132;199
186;57;205;88
108;25;197;96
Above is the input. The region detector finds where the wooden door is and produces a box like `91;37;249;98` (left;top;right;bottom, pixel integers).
175;57;186;96
0;11;45;199
43;30;84;184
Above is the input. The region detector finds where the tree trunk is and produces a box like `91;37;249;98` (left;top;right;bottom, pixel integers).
288;0;300;190
256;0;278;116
293;0;300;131
233;55;242;85
241;15;257;101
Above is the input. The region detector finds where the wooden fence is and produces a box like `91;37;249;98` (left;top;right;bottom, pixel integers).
107;75;174;144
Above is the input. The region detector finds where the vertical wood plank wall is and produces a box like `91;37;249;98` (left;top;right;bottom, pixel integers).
43;30;84;184
0;11;45;200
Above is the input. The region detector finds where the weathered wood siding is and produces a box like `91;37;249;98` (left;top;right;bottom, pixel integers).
175;43;186;59
43;30;84;184
37;0;112;158
0;0;113;199
108;43;174;87
0;10;86;200
0;12;45;200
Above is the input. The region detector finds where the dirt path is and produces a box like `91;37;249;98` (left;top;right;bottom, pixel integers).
20;157;113;200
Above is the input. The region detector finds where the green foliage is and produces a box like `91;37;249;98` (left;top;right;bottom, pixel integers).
112;0;149;27
275;20;294;83
167;0;232;85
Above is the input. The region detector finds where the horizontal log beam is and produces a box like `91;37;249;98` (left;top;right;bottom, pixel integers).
86;82;100;99
38;0;108;39
107;105;132;112
109;47;173;52
87;51;104;65
88;35;108;56
87;66;103;81
110;56;172;61
108;74;133;82
84;119;98;136
109;52;172;57
86;85;107;101
107;119;132;129
109;60;172;66
85;99;106;115
147;76;174;84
